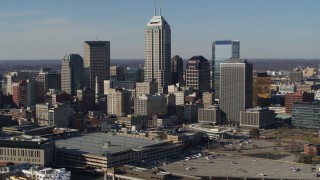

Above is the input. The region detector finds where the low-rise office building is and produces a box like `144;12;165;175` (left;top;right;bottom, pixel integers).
118;114;148;131
198;105;220;125
292;102;320;129
36;103;71;127
184;103;203;123
304;143;320;156
0;135;55;166
202;92;215;107
285;92;314;114
134;94;167;119
240;107;275;128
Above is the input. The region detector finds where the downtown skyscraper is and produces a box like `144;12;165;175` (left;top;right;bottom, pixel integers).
171;55;184;85
84;41;110;93
212;40;240;98
220;59;252;126
185;56;210;96
61;54;84;96
144;11;171;94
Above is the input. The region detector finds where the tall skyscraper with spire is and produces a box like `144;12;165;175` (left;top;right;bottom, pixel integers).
144;9;171;94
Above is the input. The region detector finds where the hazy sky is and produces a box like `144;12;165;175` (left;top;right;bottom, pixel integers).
0;0;319;60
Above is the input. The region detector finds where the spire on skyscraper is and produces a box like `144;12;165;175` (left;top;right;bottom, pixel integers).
144;6;171;94
95;75;99;105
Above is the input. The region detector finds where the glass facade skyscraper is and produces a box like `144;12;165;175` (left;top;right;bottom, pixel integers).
212;40;240;98
61;54;84;96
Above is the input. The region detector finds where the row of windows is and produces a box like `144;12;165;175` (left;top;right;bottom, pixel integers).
0;156;41;163
0;148;41;157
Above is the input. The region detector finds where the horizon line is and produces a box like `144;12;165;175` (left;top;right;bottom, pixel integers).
0;58;320;61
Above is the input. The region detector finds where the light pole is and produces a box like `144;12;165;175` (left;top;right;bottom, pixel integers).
207;138;210;153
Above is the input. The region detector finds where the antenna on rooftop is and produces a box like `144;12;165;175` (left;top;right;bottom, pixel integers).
159;0;162;16
154;0;157;16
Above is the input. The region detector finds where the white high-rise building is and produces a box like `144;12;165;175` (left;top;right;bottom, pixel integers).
107;88;131;116
136;81;158;97
144;12;171;94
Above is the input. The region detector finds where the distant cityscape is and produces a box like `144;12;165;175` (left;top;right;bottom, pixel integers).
1;7;320;180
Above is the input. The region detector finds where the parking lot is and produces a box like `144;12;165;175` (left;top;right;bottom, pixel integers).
161;153;320;179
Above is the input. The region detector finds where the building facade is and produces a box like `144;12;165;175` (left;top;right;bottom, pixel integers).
220;59;253;125
202;92;215;107
36;68;61;91
212;40;240;98
134;94;167;119
118;114;148;130
27;79;45;107
77;88;96;112
135;81;158;97
55;133;181;169
110;66;125;81
84;41;110;93
61;54;84;96
184;103;203;123
104;80;136;95
5;73;17;95
304;144;320;156
144;14;171;93
12;81;27;108
0;135;55;166
292;102;320;129
252;72;271;107
285;92;314;114
125;69;144;82
171;55;184;85
36;103;71;127
185;56;210;97
107;89;132;116
290;68;303;83
279;84;296;94
198;105;220;125
240;107;275;128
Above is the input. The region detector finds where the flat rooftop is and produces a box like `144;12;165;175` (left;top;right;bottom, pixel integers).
2;125;55;131
161;154;318;179
55;133;169;156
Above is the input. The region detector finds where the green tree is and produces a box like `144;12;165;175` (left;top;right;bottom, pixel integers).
249;128;260;138
297;154;314;164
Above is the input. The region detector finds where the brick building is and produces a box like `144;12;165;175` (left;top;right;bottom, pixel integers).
285;92;314;114
304;143;320;156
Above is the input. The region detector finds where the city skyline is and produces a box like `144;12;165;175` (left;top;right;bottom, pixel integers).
0;0;319;60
